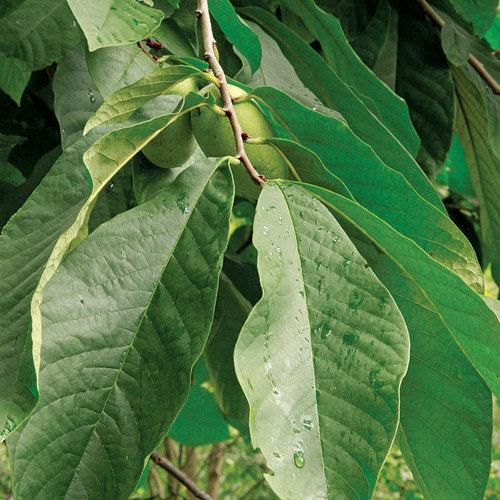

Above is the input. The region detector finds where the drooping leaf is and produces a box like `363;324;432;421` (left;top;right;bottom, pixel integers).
0;0;83;71
168;357;231;447
283;0;420;158
239;8;454;214
29;94;206;374
300;182;495;498
395;1;455;178
67;0;164;52
86;43;157;99
447;0;497;35
441;22;472;66
84;65;209;132
251;88;483;291
204;273;251;436
452;63;500;284
0;134;95;440
0;53;30;106
302;183;500;401
210;0;262;73
52;43;104;149
235;181;410;499
8;158;234;499
237;22;342;120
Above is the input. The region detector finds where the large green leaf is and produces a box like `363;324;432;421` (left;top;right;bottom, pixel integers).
8;158;233;499
0;0;83;71
237;22;342;121
283;0;420;158
300;183;495;498
235;182;410;499
0;53;30;106
204;273;251;436
302;183;500;400
67;0;164;52
29;94;206;374
395;1;455;178
86;43;157;99
251;87;483;291
53;43;104;149
453;63;500;284
84;65;209;132
0;134;96;440
210;0;262;73
448;0;497;35
240;8;450;214
168;357;231;446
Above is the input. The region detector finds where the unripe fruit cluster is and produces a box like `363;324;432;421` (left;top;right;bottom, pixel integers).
142;78;288;199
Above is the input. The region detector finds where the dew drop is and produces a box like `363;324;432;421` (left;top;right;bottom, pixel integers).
79;295;85;307
272;451;282;459
294;450;305;468
88;90;96;103
106;182;114;192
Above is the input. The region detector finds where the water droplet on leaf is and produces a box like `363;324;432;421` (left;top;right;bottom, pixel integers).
294;450;305;468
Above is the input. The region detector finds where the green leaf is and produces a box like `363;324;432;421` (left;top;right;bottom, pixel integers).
436;133;476;198
84;65;208;133
210;0;262;73
252;88;483;291
484;14;500;49
29;95;206;372
153;18;197;58
348;0;391;69
235;182;410;499
441;22;472;66
0;53;30;106
448;0;497;35
204;273;251;436
53;43;104;149
302;183;500;401
0;0;83;71
300;183;495;498
237;22;344;120
86;43;157;99
240;8;449;214
8;158;234;499
168;357;231;446
283;0;420;158
452;63;500;284
0;134;95;440
67;0;164;52
395;2;455;178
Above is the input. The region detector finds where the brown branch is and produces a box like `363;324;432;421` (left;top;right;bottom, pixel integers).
196;0;266;187
150;451;213;500
137;40;160;66
206;442;225;499
414;0;500;94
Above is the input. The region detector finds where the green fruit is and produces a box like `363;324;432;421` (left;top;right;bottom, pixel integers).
190;84;288;199
142;77;198;169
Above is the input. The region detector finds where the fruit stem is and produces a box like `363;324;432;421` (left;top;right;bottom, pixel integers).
196;0;266;187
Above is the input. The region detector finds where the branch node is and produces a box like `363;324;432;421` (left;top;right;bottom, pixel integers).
241;131;249;140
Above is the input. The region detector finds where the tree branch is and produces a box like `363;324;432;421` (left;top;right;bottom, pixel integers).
196;0;266;187
137;40;160;66
414;0;500;94
150;451;213;500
